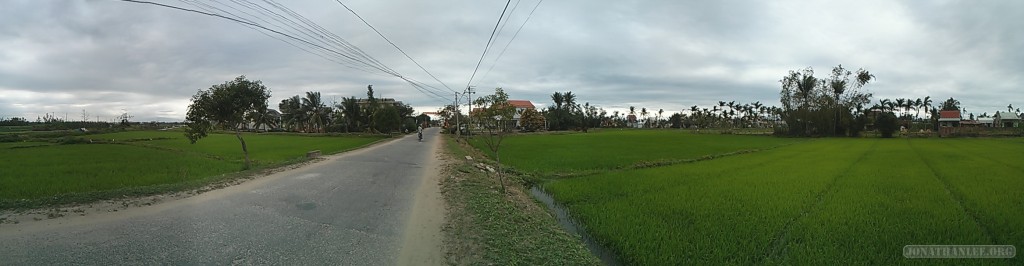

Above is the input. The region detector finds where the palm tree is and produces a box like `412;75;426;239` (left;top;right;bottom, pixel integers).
752;102;763;128
922;96;933;118
279;95;304;132
338;97;362;132
563;91;577;113
302;91;327;133
640;107;648;128
914;98;923;120
657;108;664;128
247;106;277;132
550;92;564;110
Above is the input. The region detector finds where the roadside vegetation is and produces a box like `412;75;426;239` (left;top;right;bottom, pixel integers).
441;136;599;265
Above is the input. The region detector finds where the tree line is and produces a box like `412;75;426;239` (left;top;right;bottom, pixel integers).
448;64;1018;139
185;76;424;168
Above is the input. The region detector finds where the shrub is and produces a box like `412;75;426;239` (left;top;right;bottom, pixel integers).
876;112;898;138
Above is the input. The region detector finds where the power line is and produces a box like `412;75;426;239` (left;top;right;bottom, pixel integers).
480;0;543;81
333;0;456;93
465;0;512;89
118;0;452;104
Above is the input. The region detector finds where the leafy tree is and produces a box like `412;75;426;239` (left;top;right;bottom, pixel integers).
669;113;683;128
779;65;873;136
372;105;401;133
876;112;898;138
519;108;545;132
472;88;516;194
185;75;271;169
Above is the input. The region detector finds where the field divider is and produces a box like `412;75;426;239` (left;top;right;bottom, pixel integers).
540;140;809;181
761;139;879;263
907;139;999;245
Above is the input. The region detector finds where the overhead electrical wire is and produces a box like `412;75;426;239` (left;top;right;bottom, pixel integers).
117;0;452;103
465;0;513;89
479;0;544;81
332;0;457;94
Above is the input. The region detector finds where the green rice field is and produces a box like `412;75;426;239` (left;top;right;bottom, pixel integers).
470;130;800;174
0;131;387;203
481;130;1023;264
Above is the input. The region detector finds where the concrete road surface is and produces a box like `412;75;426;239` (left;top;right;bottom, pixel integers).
0;127;445;265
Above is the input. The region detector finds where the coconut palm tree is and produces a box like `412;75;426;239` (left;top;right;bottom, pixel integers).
302;91;327;133
279;95;304;132
914;98;923;120
658;108;664;128
640;107;648;128
337;97;362;132
922;96;933;118
563;91;577;113
247;105;277;132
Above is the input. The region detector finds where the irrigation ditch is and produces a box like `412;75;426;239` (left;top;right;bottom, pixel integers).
529;186;622;266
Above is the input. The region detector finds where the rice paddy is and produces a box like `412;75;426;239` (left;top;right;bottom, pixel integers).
0;131;387;203
483;130;1023;264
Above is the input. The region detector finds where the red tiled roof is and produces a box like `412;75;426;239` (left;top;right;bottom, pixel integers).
939;110;960;119
508;100;535;109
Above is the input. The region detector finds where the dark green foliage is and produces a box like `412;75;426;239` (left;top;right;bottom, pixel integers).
778;65;874;137
876;112;898;138
545;91;581;131
940;97;961;111
372;105;401;133
669;113;683;128
184;75;271;169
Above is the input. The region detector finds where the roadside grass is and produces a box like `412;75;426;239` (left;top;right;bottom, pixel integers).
468;129;799;176
441;136;600;265
538;137;1022;264
1;131;388;209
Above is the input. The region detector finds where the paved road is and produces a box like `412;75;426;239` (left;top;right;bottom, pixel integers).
0;128;443;265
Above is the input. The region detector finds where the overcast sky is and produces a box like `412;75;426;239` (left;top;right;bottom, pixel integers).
1;0;1022;122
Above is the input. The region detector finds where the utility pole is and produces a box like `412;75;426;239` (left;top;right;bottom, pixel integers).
454;92;460;140
465;86;475;137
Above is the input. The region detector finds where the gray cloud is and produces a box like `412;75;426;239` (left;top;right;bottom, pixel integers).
1;0;1022;122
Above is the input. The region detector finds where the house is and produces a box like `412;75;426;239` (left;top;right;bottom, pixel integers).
356;98;405;109
977;117;994;127
508;100;537;128
627;114;638;128
937;110;960;127
470;99;539;130
420;111;442;126
246;109;282;131
994;111;1021;128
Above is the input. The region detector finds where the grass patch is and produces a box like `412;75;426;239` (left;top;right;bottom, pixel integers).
1;131;388;209
441;136;600;265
